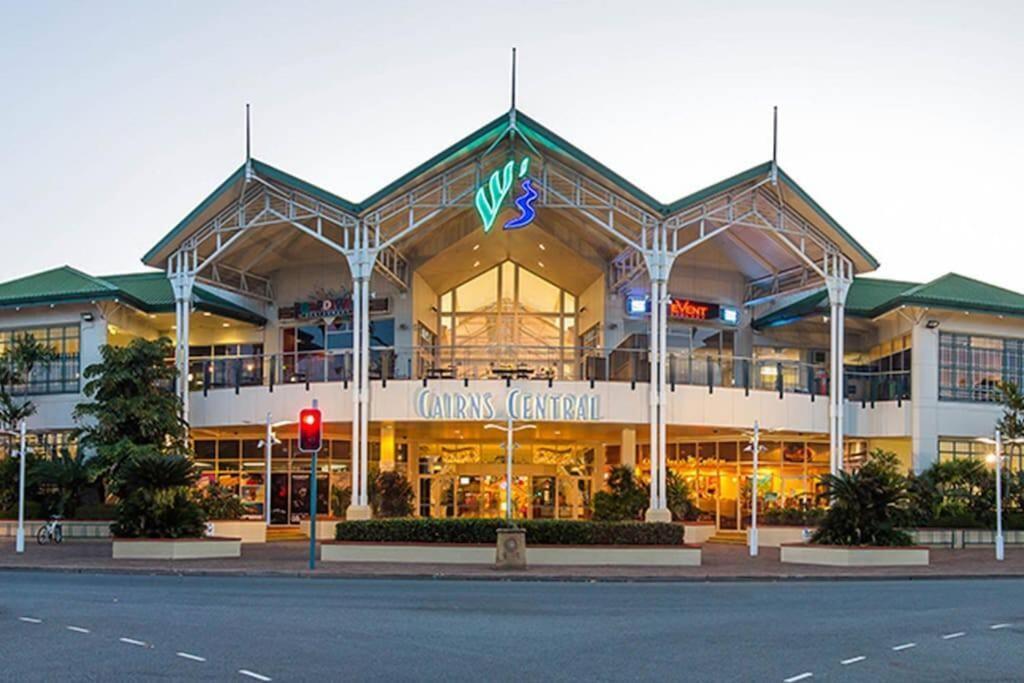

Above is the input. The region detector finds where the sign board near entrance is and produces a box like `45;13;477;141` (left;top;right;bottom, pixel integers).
415;388;601;422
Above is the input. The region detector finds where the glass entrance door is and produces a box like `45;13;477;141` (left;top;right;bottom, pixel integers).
270;473;289;525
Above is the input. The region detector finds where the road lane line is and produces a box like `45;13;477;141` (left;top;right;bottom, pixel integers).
66;626;90;634
990;623;1012;630
119;637;147;647
176;652;206;662
783;673;813;682
892;643;916;651
942;632;966;640
18;617;42;624
841;656;866;665
239;670;272;681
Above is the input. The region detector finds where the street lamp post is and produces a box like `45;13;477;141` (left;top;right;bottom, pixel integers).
979;431;1022;562
745;421;763;557
484;417;537;521
15;420;26;554
995;431;1004;562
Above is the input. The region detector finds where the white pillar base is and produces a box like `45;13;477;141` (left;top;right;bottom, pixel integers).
996;535;1005;561
345;505;373;521
644;507;672;523
15;528;25;553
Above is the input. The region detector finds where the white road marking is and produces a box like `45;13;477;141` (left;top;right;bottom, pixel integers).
239;670;272;682
66;626;90;634
990;623;1012;630
841;656;866;665
18;617;42;624
892;642;916;651
176;652;206;662
942;631;966;640
119;637;147;647
783;673;813;682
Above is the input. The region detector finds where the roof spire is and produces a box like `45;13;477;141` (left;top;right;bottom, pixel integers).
510;47;517;127
245;103;252;176
771;105;778;184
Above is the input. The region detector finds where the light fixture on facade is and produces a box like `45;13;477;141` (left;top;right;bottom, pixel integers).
537;261;545;268
538;243;546;251
203;311;212;317
926;320;940;329
473;260;481;268
80;312;94;322
472;244;480;251
222;322;230;328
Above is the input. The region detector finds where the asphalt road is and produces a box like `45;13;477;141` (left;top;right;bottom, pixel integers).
1;572;1022;682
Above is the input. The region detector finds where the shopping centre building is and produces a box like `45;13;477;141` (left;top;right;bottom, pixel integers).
2;108;1023;528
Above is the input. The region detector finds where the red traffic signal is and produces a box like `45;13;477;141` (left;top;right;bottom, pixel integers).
298;407;323;453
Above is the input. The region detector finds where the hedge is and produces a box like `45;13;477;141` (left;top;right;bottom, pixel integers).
335;518;685;545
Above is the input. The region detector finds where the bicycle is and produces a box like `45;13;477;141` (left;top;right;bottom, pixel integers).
36;516;63;545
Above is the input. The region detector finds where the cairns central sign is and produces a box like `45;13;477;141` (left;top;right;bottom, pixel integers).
415;388;601;422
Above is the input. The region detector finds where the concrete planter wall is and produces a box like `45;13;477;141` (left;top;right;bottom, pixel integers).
299;518;341;540
322;542;494;564
207;520;266;544
528;546;701;566
321;542;701;567
751;526;812;548
683;522;716;545
0;520;113;539
780;543;929;567
112;537;242;560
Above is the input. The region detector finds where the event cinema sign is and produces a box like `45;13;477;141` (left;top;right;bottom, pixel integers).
415;388;601;422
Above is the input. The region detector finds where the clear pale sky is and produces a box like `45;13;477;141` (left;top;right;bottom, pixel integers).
2;1;1021;289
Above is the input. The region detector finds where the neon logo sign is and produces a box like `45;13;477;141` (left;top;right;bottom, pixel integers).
474;157;537;232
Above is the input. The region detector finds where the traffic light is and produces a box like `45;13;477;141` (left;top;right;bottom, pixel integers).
298;407;322;453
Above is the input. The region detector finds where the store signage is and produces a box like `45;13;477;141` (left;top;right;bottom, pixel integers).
415;388;601;422
474;157;537;233
290;295;390;320
624;294;738;325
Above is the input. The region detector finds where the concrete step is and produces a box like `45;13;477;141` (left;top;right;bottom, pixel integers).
266;526;307;542
706;530;748;545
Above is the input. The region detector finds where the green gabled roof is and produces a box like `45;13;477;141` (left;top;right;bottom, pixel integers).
897;273;1024;316
143;109;879;270
102;272;266;325
0;267;264;325
754;273;1024;328
0;266;121;307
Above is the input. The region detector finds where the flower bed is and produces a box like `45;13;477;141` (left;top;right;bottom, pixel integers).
334;518;685;545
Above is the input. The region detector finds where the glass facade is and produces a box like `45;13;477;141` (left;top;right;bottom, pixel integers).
0;325;80;394
939;332;1024;402
433;261;578;379
939;438;1023;473
194;437;374;523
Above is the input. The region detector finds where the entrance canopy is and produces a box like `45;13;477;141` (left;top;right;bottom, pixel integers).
142;110;878;307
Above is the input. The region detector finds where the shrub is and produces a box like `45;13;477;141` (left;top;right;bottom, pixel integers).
375;471;414;517
110;450;207;538
334;518;684;545
30;448;99;518
812;449;913;547
762;503;826;527
330;469;415;518
592;466;647;521
666;470;699;522
199;482;246;520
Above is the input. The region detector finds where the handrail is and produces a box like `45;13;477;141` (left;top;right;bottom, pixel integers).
187;345;911;402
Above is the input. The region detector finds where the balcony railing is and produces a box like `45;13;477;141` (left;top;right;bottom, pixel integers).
187;346;911;403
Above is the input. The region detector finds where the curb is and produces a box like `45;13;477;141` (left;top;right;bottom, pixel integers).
3;564;1024;583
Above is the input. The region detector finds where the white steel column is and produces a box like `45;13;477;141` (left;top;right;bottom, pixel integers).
827;274;849;474
346;225;373;520
170;263;195;427
645;226;671;522
359;246;371;507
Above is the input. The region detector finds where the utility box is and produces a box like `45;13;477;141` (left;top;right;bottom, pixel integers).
495;528;526;569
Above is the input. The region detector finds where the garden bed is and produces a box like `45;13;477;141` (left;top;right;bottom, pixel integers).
780;543;929;567
112;537;242;560
334;518;686;545
753;525;813;548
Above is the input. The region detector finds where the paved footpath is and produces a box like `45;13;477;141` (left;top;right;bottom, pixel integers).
1;571;1023;681
2;541;1024;580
